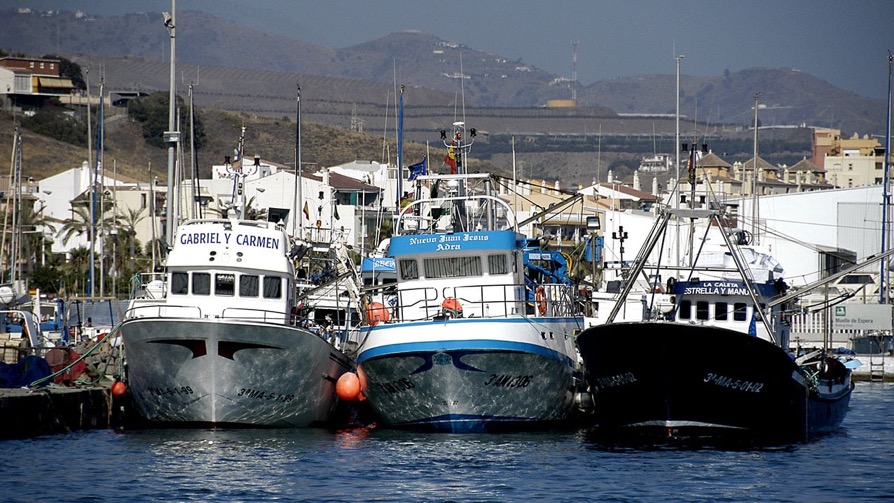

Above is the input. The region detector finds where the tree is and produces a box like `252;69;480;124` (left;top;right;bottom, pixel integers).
128;92;205;149
21;102;88;147
40;54;86;91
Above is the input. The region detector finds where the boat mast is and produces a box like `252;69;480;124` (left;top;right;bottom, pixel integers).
396;85;404;212
6;128;23;286
189;83;201;220
293;84;302;237
881;52;893;304
89;78;103;298
674;54;684;270
163;0;178;245
751;93;761;245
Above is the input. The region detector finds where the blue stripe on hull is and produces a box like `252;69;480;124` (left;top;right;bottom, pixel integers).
357;339;574;367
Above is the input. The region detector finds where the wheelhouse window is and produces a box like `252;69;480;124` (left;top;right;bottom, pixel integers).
192;273;211;295
423;256;482;279
240;275;260;297
399;259;419;280
696;301;709;320
171;272;188;295
488;254;508;275
733;302;748;321
263;276;282;299
715;301;728;321
679;300;692;320
215;273;235;296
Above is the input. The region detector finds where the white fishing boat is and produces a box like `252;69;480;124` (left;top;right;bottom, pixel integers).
118;149;354;427
350;122;586;432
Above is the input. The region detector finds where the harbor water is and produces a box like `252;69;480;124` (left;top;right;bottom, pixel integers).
1;382;891;502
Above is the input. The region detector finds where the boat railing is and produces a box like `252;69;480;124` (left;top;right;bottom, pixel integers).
395;193;516;235
221;307;289;324
387;286;440;321
378;282;580;323
125;303;204;320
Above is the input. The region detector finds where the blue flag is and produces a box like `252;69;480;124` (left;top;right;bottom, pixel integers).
408;155;427;181
748;311;757;337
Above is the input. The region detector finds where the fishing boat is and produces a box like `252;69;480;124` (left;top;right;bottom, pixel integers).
576;206;855;444
350;122;586;432
118;148;354;427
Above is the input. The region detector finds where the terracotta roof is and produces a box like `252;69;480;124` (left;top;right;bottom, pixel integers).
597;182;660;202
789;157;824;172
741;156;778;172
698;152;733;169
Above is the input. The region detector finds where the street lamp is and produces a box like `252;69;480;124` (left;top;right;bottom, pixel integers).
612;225;629;279
587;215;601;289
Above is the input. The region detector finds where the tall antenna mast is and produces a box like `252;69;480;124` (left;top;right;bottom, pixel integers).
571;41;579;102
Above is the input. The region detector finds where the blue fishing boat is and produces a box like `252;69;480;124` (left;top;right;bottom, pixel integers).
352;123;586;432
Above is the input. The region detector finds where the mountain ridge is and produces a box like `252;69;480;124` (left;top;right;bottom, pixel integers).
0;7;885;135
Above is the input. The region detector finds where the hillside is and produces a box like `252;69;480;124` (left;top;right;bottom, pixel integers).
0;108;478;186
0;8;887;135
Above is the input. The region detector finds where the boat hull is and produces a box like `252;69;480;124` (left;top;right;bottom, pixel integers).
120;318;353;427
356;317;581;432
577;322;852;443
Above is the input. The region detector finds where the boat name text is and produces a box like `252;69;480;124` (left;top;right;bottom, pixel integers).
703;373;764;393
407;233;490;252
484;374;533;388
237;388;296;402
179;231;280;250
595;372;637;389
147;386;194;397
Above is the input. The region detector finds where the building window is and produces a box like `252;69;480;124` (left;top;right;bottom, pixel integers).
29;62;34;68
39;62;45;69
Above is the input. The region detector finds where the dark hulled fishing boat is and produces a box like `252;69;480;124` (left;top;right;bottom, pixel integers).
577;208;854;444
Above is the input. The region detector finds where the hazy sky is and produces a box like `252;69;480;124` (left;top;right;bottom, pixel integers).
9;0;894;99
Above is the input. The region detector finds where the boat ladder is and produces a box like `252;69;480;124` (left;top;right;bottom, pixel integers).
868;353;885;382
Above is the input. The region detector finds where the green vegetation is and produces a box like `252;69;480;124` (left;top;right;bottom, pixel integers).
21;102;88;147
127;92;205;150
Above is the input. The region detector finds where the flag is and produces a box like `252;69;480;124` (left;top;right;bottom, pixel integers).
334;204;340;220
444;144;457;174
408;155;427;181
231;147;242;173
303;201;309;219
748;311;757;337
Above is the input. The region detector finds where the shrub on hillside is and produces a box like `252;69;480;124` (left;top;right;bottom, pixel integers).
128;92;205;150
21;103;87;147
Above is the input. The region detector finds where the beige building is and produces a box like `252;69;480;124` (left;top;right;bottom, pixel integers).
813;128;886;188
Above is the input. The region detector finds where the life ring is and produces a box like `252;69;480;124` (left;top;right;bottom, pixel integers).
535;286;547;315
441;297;463;318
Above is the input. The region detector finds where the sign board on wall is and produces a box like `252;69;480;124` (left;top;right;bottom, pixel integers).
833;304;893;330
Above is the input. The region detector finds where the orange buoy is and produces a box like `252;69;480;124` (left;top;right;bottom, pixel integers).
441;296;463;315
336;372;361;401
535;286;547;315
111;380;127;397
366;302;390;326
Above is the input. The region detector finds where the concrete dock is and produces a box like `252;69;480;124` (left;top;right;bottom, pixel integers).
0;384;125;439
